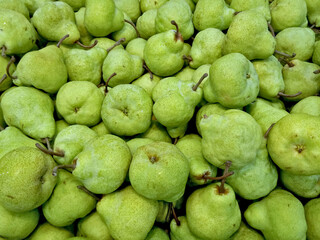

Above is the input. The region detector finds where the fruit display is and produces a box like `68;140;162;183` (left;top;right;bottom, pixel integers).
1;0;320;239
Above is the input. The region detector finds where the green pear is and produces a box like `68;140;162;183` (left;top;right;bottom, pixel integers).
140;0;168;12
101;84;153;136
129;141;189;202
31;1;80;44
42;169;97;227
186;183;241;240
280;170;320;198
0;104;6;130
127;138;155;155
115;0;140;22
170;216;203;240
0;203;39;239
305;198;320;240
312;40;320;65
270;0;308;32
84;0;124;37
176;134;218;186
90;121;111;136
223;10;276;60
0;0;29;19
112;13;138;46
1;86;56;141
167;122;188;139
145;227;170;240
275;27;315;61
71;134;131;194
0;147;57;212
137;119;172;143
77;211;112;240
22;0;54;14
0;8;37;55
230;0;271;21
0;56;15;92
136;9;158;39
175;66;196;82
203;53;259;109
290;96;320;116
53;119;69;140
126;38;147;59
53;125;98;165
200;109;263;170
244;189;307;240
56;81;104;127
60;0;85;11
90;37;124;52
305;0;320;27
13;45;68;94
193;0;235;31
188;28;225;68
102;48;144;86
191;65;211;89
29;223;74;240
155;0;194;40
75;7;93;46
131;73;162;96
63;46;107;85
97;185;159;240
229;222;264;240
252;55;285;100
267;113;320;175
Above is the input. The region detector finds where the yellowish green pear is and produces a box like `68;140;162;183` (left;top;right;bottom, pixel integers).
305;198;320;240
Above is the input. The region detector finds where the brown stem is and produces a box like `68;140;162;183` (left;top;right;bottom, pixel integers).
0;74;7;84
313;69;320;74
310;24;316;29
77;185;100;201
1;46;7;57
182;55;193;63
57;34;70;48
192;73;208;91
36;143;65;157
6;56;17;79
173;137;179;145
171;204;180;226
234;11;241;15
277;91;302;98
52;164;76;176
274;50;296;58
264;123;275;139
196;171;234;181
218;161;232;194
106;38;126;53
268;22;275;37
124;19;140;38
104;72;117;94
171;20;183;42
279;57;295;67
75;40;98;49
143;62;153;80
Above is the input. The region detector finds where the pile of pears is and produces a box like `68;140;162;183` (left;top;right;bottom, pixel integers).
1;0;320;239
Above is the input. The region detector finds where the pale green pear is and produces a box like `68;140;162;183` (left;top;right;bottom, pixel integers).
186;183;241;240
280;170;320;198
72;134;132;194
129;141;189;202
136;9;158;39
0;56;15;92
13;45;68;94
91;122;111;136
188;28;225;68
252;55;285;100
53;125;98;165
97;185;159;240
43;170;97;227
75;7;93;46
91;37;124;52
77;212;112;240
229;222;264;240
267;113;320;175
291;96;320;116
305;198;320;240
60;0;85;11
112;13;138;46
270;0;308;32
312;41;320;65
138;119;172;143
170;216;203;240
132;73;162;96
176;134;218;186
145;227;170;240
0;147;57;212
115;0;141;22
0;9;37;55
203;53;259;108
0;0;29;19
22;0;54;14
32;1;80;44
103;49;144;86
275;27;315;61
126;38;147;59
101;84;153;136
231;0;270;20
29;223;74;240
200;109;263;170
305;0;320;27
1;86;56;141
53;120;69;140
140;0;168;12
0;203;39;239
167;122;188;139
193;0;235;31
244;189;307;240
64;46;107;85
175;66;195;82
56;81;104;127
85;0;124;37
223;10;276;60
127;138;155;155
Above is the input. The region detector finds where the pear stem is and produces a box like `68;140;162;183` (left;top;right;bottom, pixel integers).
171;204;180;226
192;73;208;91
277;91;302;98
0;74;7;84
173;137;179;145
268;22;275;37
6;56;17;79
143;62;153;80
203;114;208;119
1;46;6;57
264;123;275;139
171;20;183;42
52;164;76;176
218;161;232;194
196;171;234;181
57;34;70;48
75;40;98;49
234;11;241;16
274;50;296;58
182;55;193;63
106;38;126;53
279;57;295;67
314;69;320;74
104;72;117;94
77;185;100;201
36;143;65;157
124;19;140;38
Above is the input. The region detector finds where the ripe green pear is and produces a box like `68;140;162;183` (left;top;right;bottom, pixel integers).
170;216;202;240
75;7;93;45
229;222;264;240
61;0;85;11
305;198;320;240
175;66;195;82
114;0;140;22
137;120;172;143
0;56;15;92
136;9;158;39
140;0;168;12
0;0;30;19
290;96;320;116
29;223;74;240
112;13;138;46
131;73;161;96
230;0;271;21
127;138;155;155
126;38;147;59
305;0;320;27
145;227;170;240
